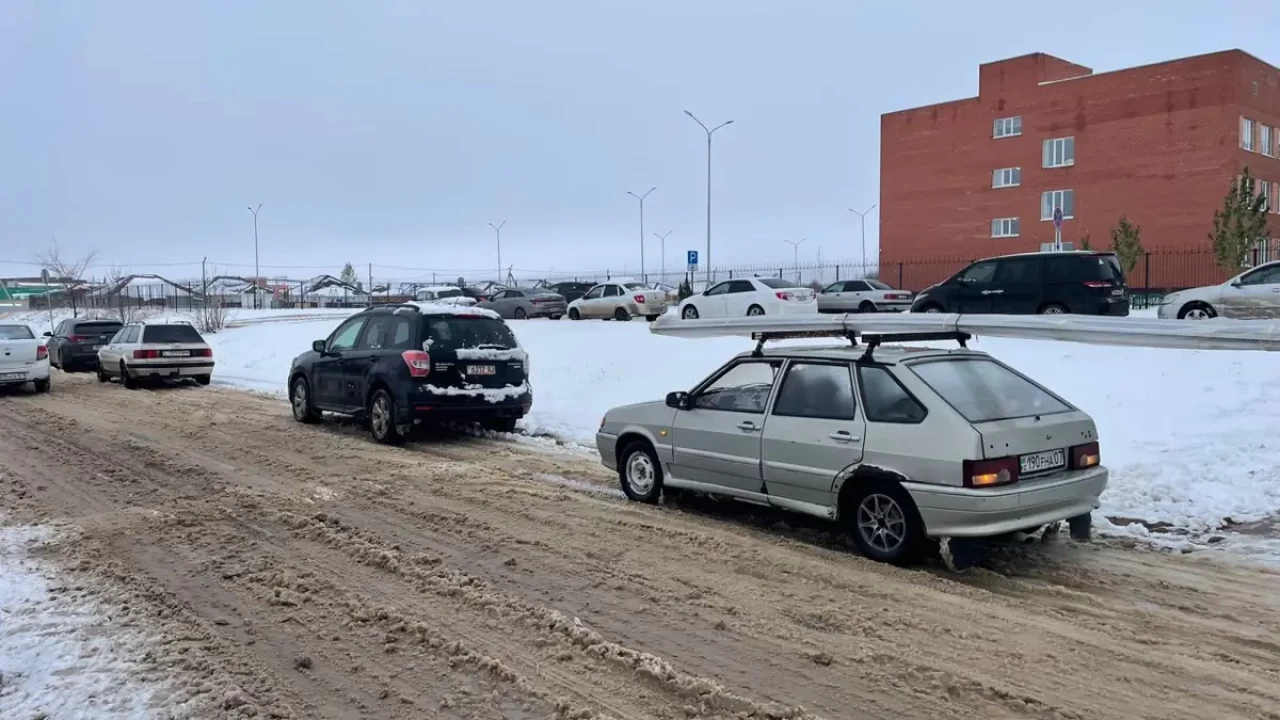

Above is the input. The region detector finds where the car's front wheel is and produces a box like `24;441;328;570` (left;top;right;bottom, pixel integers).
1178;302;1216;320
514;307;527;320
618;441;663;503
681;305;699;320
917;304;943;314
569;308;581;320
1038;303;1068;315
846;482;924;565
290;377;322;423
368;388;406;445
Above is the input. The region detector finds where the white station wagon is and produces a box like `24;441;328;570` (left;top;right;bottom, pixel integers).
596;317;1108;565
97;321;215;388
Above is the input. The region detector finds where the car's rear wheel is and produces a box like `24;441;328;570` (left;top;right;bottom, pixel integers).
1178;302;1216;320
618;441;662;503
514;307;527;320
1038;303;1068;315
846;482;924;565
96;366;109;383
120;362;138;389
613;307;630;321
481;416;518;434
569;308;581;320
918;304;943;314
368;388;406;445
1067;512;1092;541
858;301;877;313
195;375;212;386
33;378;50;393
681;305;699;320
747;304;765;316
290;376;321;423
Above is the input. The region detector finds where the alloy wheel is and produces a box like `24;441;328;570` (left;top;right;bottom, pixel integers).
856;493;907;554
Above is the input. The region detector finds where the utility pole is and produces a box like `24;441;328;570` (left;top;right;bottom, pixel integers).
368;263;373;307
784;237;807;284
653;230;673;285
684;110;734;286
627;187;656;280
247;204;262;309
489;221;507;285
847;204;877;278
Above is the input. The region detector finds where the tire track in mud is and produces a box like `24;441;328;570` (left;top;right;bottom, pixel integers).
3;374;1280;719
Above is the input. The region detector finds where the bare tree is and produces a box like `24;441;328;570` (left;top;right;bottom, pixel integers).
34;240;97;317
195;265;234;334
104;266;150;324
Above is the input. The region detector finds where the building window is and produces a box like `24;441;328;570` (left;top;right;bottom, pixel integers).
1262;126;1274;157
1261;181;1272;212
1041;190;1075;220
991;167;1021;188
1042;137;1075;168
991;218;1020;237
1242;117;1255;151
993;116;1022;138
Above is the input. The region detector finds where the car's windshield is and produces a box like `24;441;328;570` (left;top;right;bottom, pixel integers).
756;278;800;289
422;316;517;351
0;325;35;340
143;324;205;343
909;358;1070;422
866;279;892;290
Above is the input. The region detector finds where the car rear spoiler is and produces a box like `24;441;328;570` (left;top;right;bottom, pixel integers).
649;313;1280;353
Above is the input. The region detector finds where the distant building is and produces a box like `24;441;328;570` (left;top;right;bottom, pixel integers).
880;50;1280;289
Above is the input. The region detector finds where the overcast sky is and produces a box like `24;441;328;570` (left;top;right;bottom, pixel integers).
1;0;1274;283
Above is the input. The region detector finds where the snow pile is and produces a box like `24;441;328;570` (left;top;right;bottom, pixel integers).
423;381;530;403
0;526;159;717
455;347;526;361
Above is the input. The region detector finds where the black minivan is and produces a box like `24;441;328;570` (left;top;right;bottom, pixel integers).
909;251;1129;316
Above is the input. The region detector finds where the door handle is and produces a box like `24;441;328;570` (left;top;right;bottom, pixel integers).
829;431;861;442
736;421;759;432
981;289;1004;295
1270;288;1280;293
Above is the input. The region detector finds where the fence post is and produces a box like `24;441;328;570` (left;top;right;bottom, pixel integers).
897;263;903;289
835;265;840;281
1143;252;1151;301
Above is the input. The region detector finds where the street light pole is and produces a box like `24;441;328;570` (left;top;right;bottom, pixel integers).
653;230;673;285
627;187;656;280
489;220;507;285
684;110;733;286
247;204;262;309
847;204;877;277
783;237;807;283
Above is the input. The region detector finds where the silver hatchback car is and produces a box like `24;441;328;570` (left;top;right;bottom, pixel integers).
596;339;1107;564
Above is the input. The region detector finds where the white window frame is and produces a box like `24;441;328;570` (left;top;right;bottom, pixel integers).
1040;190;1075;221
991;167;1021;188
1261;180;1272;213
991;218;1020;238
1042;137;1075;168
1242;117;1255;151
993;116;1022;139
1262;125;1274;157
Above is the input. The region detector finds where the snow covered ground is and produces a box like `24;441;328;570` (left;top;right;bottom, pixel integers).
196;310;1280;549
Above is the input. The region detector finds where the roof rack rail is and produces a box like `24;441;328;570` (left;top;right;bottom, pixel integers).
859;331;970;362
364;302;421;312
749;329;856;357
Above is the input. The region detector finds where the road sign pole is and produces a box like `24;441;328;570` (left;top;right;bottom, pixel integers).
41;268;55;331
1052;207;1064;252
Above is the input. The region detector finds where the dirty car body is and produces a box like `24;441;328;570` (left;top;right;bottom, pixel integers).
596;343;1106;564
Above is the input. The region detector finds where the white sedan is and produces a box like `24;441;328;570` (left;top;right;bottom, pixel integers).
675;277;817;319
0;323;51;393
1157;261;1280;320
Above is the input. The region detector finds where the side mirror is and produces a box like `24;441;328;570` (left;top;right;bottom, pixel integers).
1230;281;1243;288
43;331;52;337
665;391;689;409
312;339;326;353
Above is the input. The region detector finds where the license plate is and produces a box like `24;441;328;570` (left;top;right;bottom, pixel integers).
1111;289;1124;296
0;372;25;381
161;350;190;357
467;364;496;376
1019;449;1066;475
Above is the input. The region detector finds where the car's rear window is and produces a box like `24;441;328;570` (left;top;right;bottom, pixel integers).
434;288;463;298
1046;255;1124;284
142;324;205;343
0;325;34;340
76;321;123;334
422;316;517;352
908;358;1070;423
865;279;892;290
624;282;648;290
756;278;800;289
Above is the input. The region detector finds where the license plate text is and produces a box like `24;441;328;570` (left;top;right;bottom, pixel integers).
1020;449;1066;475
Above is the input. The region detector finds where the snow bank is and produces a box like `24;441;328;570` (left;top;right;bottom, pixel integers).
205;313;1280;538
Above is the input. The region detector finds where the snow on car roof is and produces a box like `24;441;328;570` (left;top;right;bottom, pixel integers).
400;302;501;320
417;285;467;293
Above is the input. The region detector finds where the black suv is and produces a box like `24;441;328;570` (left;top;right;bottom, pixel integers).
45;318;124;371
910;251;1129;316
287;304;531;443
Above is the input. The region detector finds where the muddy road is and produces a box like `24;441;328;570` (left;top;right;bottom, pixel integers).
2;373;1279;719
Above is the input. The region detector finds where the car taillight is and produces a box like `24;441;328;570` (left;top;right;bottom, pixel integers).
36;345;48;360
133;349;158;359
1070;441;1100;470
1082;281;1111;288
775;291;794;301
962;457;1019;488
66;335;87;342
401;350;431;378
885;293;910;300
633;294;647;304
192;348;212;358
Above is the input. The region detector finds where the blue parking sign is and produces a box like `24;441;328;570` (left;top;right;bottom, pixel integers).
687;250;698;267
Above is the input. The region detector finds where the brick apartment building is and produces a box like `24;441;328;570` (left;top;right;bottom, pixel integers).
879;50;1280;290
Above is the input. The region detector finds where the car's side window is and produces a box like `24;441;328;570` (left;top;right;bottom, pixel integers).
122;326;139;344
772;362;857;420
510;290;525;298
328;318;368;353
996;257;1041;284
705;282;730;296
729;280;755;293
357;315;413;351
692;360;783;414
1239;266;1280;286
958;261;997;284
603;285;621;297
858;365;926;423
584;286;604;300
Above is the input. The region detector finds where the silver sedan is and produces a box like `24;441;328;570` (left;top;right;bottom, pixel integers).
478;288;568;319
817;279;914;313
595;343;1106;565
1157;261;1280;320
